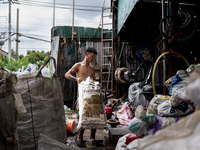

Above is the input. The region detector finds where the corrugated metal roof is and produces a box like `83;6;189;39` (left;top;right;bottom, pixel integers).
53;26;112;39
118;0;139;34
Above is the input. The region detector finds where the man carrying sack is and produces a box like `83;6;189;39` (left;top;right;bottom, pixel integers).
65;47;106;147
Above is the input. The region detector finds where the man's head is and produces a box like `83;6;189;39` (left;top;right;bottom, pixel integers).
86;47;97;55
85;47;97;63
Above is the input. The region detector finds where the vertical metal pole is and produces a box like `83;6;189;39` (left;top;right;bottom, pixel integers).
53;0;55;27
8;0;11;62
16;8;19;60
111;6;113;94
101;7;103;88
0;45;2;60
162;0;166;94
72;0;75;41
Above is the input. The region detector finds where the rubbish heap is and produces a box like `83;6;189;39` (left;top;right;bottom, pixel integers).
103;64;200;150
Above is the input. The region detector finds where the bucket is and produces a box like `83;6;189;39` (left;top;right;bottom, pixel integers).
105;106;113;116
66;118;76;134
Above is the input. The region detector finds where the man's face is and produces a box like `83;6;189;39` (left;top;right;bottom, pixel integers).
86;52;96;63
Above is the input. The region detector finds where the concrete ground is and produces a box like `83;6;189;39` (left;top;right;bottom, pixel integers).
66;128;116;150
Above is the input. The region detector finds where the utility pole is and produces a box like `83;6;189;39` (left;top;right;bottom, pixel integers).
0;42;3;60
72;0;75;42
16;8;19;60
8;0;11;62
0;33;5;60
53;0;55;27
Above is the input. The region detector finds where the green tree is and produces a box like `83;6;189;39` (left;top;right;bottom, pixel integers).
19;54;24;59
25;50;46;64
0;50;51;72
11;49;16;58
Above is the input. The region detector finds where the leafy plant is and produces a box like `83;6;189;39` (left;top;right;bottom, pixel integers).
0;50;50;72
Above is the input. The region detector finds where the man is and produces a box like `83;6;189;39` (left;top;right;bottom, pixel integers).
65;47;97;147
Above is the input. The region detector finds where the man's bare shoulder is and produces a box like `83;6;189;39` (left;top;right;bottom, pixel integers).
73;62;82;68
67;62;81;73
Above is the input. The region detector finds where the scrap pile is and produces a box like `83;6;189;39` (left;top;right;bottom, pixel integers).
103;64;200;150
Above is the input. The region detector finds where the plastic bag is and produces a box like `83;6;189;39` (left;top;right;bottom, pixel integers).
128;105;157;137
122;109;200;150
147;95;170;115
116;102;133;126
157;99;194;117
170;93;179;107
186;77;200;106
171;80;190;101
128;82;149;107
169;70;189;95
126;133;140;145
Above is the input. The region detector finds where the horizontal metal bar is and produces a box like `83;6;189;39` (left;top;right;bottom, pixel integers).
103;7;111;10
103;23;112;25
103;47;112;49
103;55;112;57
102;64;110;65
103;15;112;18
103;39;112;41
103;31;112;33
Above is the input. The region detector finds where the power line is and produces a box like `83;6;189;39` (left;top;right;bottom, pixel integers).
2;32;51;43
4;0;102;12
2;1;102;12
14;47;50;49
18;33;51;43
20;33;50;37
18;0;102;8
16;2;102;12
2;45;50;49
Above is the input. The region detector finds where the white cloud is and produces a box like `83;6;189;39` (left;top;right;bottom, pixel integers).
0;0;110;55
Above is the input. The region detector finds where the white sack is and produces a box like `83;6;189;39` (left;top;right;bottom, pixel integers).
77;77;107;129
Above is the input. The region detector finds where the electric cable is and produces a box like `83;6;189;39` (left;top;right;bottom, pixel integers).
16;0;102;12
18;0;102;8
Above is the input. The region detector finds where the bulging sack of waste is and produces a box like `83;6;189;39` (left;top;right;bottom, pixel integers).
77;77;107;129
15;58;67;150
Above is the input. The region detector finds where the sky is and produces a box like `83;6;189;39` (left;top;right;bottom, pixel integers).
0;0;111;56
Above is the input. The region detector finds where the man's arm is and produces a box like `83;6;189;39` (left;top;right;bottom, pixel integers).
91;67;96;81
65;63;79;82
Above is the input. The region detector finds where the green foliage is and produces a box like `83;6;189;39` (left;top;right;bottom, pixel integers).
0;55;8;68
0;50;51;72
19;54;24;59
0;55;19;71
11;49;16;58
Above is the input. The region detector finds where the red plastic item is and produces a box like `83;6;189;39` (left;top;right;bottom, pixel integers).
105;106;113;116
126;133;140;145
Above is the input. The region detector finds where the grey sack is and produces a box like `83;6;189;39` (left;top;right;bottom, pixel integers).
15;58;67;150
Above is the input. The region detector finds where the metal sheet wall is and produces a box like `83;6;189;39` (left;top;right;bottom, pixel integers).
79;41;101;67
58;42;77;108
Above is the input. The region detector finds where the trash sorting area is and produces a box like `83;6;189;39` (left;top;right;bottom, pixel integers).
113;64;200;150
1;58;200;150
